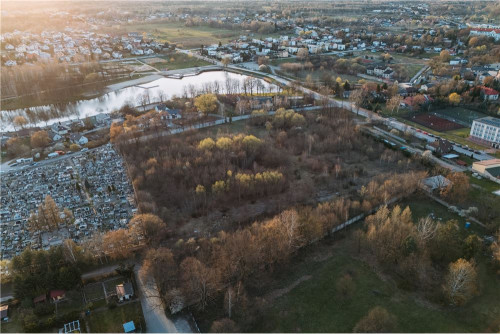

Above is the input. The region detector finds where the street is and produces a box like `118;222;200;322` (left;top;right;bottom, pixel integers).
134;266;193;333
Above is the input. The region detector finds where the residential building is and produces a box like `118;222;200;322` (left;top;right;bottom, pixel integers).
50;290;66;302
480;87;499;101
470;117;500;148
429;139;453;155
69;133;89;145
469;28;500;41
116;282;134;302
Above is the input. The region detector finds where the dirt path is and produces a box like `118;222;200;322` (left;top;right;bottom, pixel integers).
264;275;312;302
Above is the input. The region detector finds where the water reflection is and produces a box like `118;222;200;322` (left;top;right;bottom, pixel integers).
1;71;279;131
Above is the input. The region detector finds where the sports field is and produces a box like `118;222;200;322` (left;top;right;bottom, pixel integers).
406;112;464;132
433;107;488;127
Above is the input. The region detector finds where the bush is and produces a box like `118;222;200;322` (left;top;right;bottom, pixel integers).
108;300;117;309
34;303;55;316
353;306;397;333
55;310;81;326
22;312;40;333
43;316;56;329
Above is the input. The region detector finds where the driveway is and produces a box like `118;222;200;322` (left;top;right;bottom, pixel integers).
135;266;193;333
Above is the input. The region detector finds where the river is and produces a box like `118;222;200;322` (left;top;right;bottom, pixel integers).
1;70;280;132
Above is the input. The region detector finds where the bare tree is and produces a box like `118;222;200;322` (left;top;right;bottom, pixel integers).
279;209;303;250
417;216;438;242
444;258;478;306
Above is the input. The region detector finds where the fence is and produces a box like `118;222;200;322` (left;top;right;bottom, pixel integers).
330;195;404;234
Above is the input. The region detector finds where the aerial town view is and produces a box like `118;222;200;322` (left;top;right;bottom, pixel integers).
0;0;499;333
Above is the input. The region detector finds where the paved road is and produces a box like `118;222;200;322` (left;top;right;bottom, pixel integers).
134;266;193;333
1;144;107;174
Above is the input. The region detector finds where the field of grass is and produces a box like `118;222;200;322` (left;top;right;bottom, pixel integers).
434;107;488;127
0;309;23;333
84;282;105;302
88;301;144;333
271;58;370;84
359;51;428;65
252;221;499;333
150;53;210;71
396;192;488;234
113;22;241;49
468;173;500;194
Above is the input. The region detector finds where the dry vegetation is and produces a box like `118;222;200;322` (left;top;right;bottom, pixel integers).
116;107;423;236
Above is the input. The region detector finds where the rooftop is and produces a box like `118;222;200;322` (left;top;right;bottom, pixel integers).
473;159;500;166
475;117;500;128
123;321;136;333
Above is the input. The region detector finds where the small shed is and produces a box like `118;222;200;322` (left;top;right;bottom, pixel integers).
123;321;136;333
117;282;134;302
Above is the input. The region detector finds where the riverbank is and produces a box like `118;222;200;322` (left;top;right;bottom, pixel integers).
106;74;164;92
106;65;222;92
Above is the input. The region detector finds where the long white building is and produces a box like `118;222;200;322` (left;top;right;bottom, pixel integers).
470;117;500;148
469;28;500;41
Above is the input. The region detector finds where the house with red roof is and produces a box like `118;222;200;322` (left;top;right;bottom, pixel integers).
50;290;66;302
469;28;500;41
479;86;499;101
400;94;433;111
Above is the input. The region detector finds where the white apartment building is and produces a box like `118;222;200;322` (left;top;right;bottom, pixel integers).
470;117;500;148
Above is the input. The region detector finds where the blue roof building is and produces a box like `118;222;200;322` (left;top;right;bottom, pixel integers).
123;321;136;333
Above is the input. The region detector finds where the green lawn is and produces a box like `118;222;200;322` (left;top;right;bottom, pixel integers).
150;53;210;71
434;108;488;127
468;173;500;194
112;22;242;49
84;282;106;302
457;153;475;166
0;310;23;333
88;301;144;333
252;236;499;333
396;193;487;234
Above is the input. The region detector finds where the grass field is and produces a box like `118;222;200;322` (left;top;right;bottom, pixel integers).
434;107;488;127
88;301;144;333
112;22;241;49
149;53;210;71
359;51;428;65
396;193;487;234
251;214;499;333
84;282;106;302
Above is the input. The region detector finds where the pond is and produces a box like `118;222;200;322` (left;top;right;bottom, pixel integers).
1;70;280;132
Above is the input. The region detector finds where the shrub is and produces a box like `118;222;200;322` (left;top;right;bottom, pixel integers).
353;306;397;333
34;303;55;316
108;300;117;309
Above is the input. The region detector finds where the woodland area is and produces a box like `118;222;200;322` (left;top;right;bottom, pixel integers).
115;107;424;235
